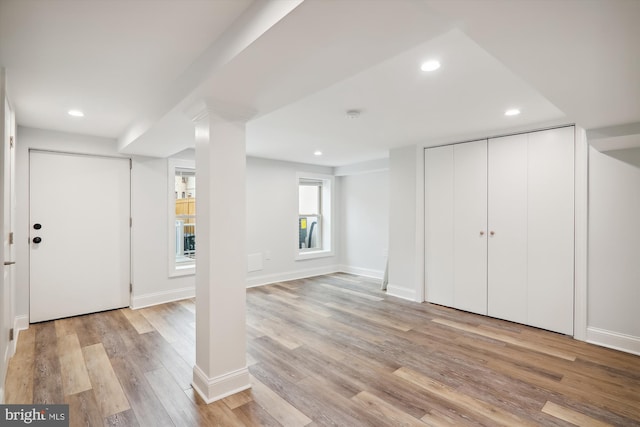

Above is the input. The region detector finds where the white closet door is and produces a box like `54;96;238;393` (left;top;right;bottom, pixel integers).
527;127;574;335
453;141;487;315
424;145;454;307
488;134;528;324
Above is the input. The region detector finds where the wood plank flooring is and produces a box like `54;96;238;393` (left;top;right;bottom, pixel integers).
5;273;640;426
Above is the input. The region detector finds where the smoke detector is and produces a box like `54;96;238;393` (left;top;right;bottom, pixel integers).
346;109;361;119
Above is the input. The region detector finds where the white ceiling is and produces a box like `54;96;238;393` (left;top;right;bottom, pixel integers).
1;0;639;166
248;28;565;166
0;0;253;137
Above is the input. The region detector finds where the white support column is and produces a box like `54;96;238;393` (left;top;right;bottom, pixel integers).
191;101;251;403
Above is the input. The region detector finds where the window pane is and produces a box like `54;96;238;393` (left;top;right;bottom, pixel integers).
175;169;196;264
299;184;320;214
175;169;196;200
299;215;321;249
175;219;196;263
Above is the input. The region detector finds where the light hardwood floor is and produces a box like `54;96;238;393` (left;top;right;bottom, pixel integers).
5;274;640;426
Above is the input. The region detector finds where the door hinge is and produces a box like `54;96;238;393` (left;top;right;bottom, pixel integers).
10;136;14;148
9;232;14;244
129;158;132;170
9;328;14;341
130;283;133;293
130;217;132;227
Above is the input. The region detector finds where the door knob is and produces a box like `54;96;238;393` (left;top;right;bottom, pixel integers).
33;223;42;230
490;231;495;236
480;231;485;236
32;237;42;244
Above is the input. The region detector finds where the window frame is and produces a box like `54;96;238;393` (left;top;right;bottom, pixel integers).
168;158;196;277
295;172;334;261
298;179;323;252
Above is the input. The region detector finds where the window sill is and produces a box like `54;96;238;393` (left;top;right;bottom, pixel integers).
169;265;196;278
295;249;334;261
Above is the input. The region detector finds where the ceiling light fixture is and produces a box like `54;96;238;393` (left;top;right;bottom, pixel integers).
420;60;441;72
505;108;521;116
314;150;323;156
68;109;84;117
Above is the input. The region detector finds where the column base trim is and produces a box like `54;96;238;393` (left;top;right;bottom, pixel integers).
386;283;419;301
338;265;384;280
192;365;251;404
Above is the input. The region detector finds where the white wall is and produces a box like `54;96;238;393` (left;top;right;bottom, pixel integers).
131;156;194;308
15;127;194;317
338;170;388;279
15;130;374;317
13;128;407;321
15;127;123;318
246;157;340;286
588;145;640;355
387;145;423;301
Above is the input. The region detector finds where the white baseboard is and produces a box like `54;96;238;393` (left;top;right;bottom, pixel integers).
192;365;251;404
130;266;396;305
586;326;640;356
14;315;28;333
246;265;340;288
337;265;384;280
11;315;29;355
131;287;195;309
385;283;419;302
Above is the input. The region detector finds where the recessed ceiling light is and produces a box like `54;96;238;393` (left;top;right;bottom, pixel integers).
420;60;441;72
505;108;521;116
68;109;84;117
314;150;323;156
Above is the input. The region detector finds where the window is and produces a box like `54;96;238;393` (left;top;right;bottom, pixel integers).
168;159;196;276
296;173;334;260
299;180;322;251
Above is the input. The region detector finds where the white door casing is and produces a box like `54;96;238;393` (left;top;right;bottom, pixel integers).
1;88;16;399
29;151;130;323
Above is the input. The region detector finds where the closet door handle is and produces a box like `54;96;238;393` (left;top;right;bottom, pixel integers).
479;231;485;236
490;231;495;236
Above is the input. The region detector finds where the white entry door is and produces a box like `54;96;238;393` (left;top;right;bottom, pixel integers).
30;151;130;322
